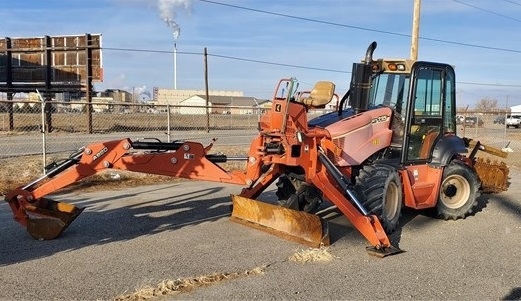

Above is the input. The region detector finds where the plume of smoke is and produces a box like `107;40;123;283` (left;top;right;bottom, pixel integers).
158;0;191;41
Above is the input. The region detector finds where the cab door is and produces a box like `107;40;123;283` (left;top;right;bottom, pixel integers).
402;62;456;164
400;62;457;208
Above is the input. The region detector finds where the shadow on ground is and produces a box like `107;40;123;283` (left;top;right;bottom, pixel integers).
1;181;519;266
0;183;246;266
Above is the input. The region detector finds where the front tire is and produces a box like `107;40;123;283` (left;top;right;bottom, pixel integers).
436;161;480;220
275;175;323;213
355;164;403;232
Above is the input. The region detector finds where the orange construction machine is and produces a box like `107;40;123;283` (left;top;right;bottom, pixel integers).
5;42;509;257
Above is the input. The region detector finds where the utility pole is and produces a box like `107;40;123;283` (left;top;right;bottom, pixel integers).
410;0;421;60
204;47;210;133
504;95;508;147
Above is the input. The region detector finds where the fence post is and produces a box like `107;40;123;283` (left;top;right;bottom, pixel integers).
204;47;210;133
167;104;171;142
37;90;47;175
6;38;14;131
44;97;53;133
7;92;14;131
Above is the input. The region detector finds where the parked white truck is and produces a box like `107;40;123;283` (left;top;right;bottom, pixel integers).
506;114;521;128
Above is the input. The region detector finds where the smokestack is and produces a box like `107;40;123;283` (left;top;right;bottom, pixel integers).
157;0;192;89
163;17;180;90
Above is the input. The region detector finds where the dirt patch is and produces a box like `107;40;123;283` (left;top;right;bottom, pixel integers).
289;247;336;263
113;267;265;301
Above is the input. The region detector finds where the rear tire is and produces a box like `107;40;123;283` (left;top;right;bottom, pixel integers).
355;164;403;233
436;161;480;220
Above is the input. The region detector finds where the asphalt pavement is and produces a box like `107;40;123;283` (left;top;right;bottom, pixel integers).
1;168;520;300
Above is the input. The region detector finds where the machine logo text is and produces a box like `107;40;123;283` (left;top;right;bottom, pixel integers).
92;147;108;161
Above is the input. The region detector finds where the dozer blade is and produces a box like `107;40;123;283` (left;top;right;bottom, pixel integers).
25;199;84;240
474;157;510;193
230;195;329;248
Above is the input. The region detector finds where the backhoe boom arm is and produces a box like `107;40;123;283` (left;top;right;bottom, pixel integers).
5;138;254;239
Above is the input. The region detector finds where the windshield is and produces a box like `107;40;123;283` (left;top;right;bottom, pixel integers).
370;73;409;114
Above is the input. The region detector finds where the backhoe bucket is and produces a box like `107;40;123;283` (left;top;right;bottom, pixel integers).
230;195;329;248
25;199;84;240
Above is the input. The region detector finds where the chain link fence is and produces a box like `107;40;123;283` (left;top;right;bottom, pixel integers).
0;100;262;159
1;101;519;168
455;112;521;166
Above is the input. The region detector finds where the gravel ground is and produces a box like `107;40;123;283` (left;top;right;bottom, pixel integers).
1;168;520;300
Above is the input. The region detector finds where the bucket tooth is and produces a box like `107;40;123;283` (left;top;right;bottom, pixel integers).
25;199;84;240
230;195;329;248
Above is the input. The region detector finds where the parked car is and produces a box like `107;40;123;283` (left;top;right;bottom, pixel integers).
464;116;484;127
506;115;521;128
494;115;505;124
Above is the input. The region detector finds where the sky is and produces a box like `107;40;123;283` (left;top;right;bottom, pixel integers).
2;0;521;108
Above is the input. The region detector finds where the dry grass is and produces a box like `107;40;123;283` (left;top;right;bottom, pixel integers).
113;267;265;301
1;127;517;198
1;144;514;198
0;155;179;196
0;112;258;133
289;246;336;263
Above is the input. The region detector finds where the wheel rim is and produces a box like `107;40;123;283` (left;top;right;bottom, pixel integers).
440;174;471;209
384;181;400;220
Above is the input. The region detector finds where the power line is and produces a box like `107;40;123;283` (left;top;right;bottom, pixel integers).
102;46;349;73
208;53;349;74
197;0;410;39
499;0;521;7
196;0;521;54
103;47;200;56
102;46;521;89
453;0;521;23
457;81;521;88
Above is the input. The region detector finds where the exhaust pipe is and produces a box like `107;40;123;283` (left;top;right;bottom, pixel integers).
349;41;377;114
364;41;377;64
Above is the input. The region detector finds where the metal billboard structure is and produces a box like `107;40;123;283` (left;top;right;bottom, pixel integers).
0;33;102;92
0;34;102;132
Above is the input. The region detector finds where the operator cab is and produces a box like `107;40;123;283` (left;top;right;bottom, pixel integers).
368;59;458;164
